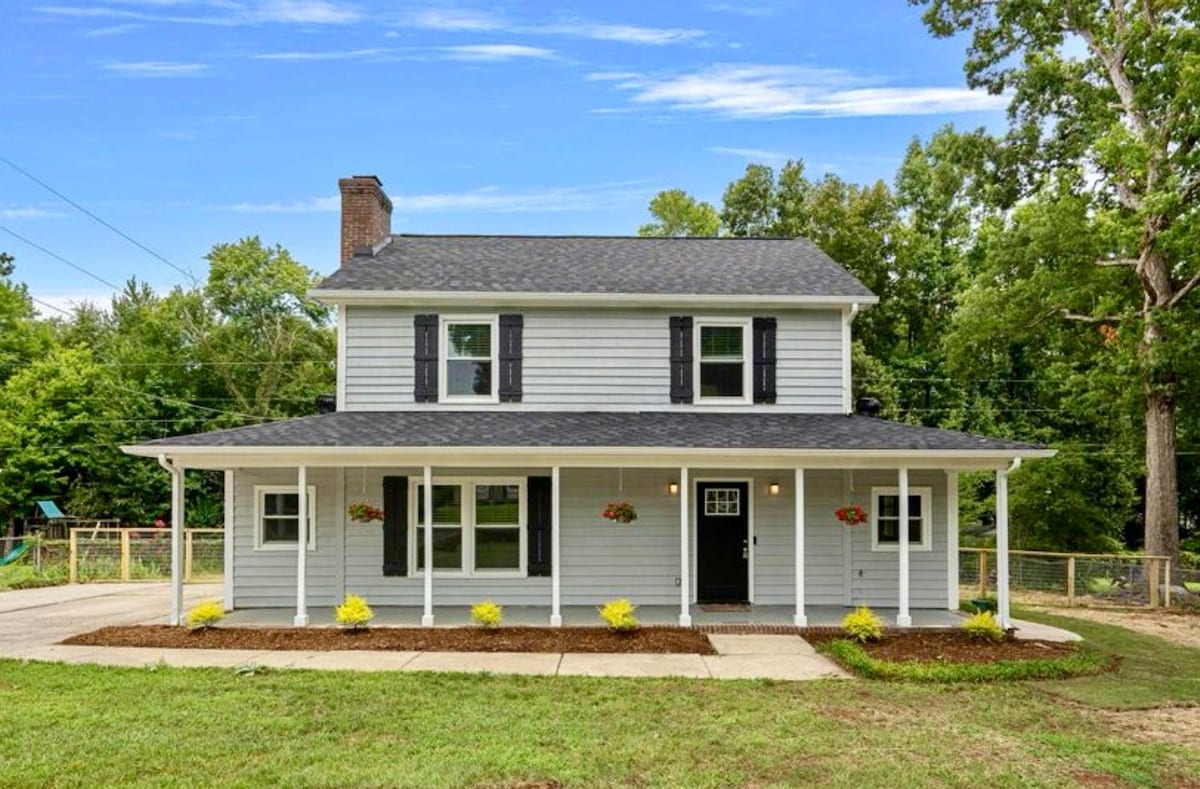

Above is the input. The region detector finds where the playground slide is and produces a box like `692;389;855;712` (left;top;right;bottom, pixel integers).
0;543;28;567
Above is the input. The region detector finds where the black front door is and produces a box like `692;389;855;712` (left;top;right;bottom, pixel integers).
696;481;750;602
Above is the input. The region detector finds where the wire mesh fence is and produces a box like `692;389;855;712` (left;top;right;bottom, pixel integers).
960;548;1174;608
68;528;223;584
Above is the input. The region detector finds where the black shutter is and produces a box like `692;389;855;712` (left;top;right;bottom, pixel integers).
413;314;438;402
527;476;552;577
753;317;777;404
382;476;408;576
669;316;694;403
498;314;523;402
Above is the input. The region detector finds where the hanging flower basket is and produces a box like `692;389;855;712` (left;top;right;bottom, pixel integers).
835;505;868;526
347;502;385;523
602;501;638;525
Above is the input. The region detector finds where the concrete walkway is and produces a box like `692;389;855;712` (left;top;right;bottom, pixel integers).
0;583;850;680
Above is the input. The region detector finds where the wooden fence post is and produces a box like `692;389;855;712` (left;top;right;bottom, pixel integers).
68;528;77;584
1066;555;1076;606
1148;558;1160;608
120;529;131;581
184;529;193;584
978;552;988;598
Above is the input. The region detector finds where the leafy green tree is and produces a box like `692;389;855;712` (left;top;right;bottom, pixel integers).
637;189;720;237
916;0;1200;565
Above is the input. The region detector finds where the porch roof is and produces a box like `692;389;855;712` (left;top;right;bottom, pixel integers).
125;411;1047;463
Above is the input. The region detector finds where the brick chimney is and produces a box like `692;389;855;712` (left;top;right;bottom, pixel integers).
338;175;393;265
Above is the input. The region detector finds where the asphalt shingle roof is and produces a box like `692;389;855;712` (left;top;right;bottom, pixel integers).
136;411;1041;452
313;235;876;299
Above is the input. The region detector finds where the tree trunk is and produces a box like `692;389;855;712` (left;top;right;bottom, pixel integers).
1143;386;1180;585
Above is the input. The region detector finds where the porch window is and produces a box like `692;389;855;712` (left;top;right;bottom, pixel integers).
254;485;316;550
696;320;750;402
442;317;497;401
415;484;464;571
411;478;526;576
869;487;933;551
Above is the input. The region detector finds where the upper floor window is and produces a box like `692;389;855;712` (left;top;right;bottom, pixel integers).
696;319;751;403
441;317;498;402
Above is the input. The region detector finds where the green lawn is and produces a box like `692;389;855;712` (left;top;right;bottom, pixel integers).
0;614;1197;787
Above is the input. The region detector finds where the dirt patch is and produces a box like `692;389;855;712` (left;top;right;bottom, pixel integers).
1038;606;1200;651
1094;705;1200;748
62;625;717;654
806;630;1082;663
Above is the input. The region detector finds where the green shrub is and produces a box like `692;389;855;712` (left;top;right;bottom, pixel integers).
470;601;503;628
962;611;1004;642
598;598;639;631
841;606;883;642
821;639;1110;682
1086;577;1118;595
186;600;225;630
335;594;375;629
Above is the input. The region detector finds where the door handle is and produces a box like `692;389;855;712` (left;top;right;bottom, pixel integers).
742;539;749;560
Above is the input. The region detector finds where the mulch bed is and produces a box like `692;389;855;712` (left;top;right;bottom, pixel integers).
62;625;717;655
805;630;1081;663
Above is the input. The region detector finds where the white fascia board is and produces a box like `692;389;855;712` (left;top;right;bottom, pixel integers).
309;289;880;310
123;444;1055;470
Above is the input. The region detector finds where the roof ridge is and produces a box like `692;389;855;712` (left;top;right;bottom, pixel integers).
391;234;811;241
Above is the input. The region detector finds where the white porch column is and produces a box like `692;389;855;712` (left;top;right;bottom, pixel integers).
223;469;234;612
164;458;184;626
946;471;959;611
550;466;562;627
679;466;691;627
996;460;1020;629
293;465;309;626
421;465;435;626
897;467;912;627
793;467;807;626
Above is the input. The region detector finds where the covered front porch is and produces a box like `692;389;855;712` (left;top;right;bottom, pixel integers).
220;604;968;629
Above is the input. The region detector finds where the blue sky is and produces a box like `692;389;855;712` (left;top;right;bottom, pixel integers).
1;0;1003;312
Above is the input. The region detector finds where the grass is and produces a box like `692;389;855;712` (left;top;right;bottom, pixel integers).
0;562;68;591
821;638;1111;683
1186;581;1200;593
1014;606;1200;708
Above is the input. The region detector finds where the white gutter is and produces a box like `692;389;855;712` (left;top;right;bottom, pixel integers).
309;289;879;309
842;302;861;414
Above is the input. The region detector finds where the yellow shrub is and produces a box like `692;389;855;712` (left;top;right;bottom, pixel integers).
186;600;225;630
841;606;883;642
335;594;375;629
962;610;1004;642
598;598;639;631
471;601;503;628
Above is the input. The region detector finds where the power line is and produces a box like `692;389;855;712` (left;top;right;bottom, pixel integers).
0;225;121;290
0;155;195;283
29;296;71;316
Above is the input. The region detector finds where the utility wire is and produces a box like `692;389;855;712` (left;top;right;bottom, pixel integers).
0;225;121;290
29;296;71;316
0;155;195;283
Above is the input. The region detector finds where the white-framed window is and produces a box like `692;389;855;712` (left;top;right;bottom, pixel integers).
694;318;752;403
440;316;498;402
254;485;317;551
869;486;933;552
704;487;741;516
410;477;526;577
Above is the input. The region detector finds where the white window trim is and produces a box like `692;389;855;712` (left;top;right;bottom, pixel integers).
439;315;500;404
254;485;317;551
409;476;527;578
869;486;933;552
693;317;753;405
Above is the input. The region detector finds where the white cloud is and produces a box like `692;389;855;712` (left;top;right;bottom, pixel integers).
30;291;117;317
221;183;647;214
0;206;67;219
254;47;390;61
82;22;146;36
397;9;705;46
596;64;1009;118
39;1;362;27
440;44;556;61
709;146;793;165
103;60;209;77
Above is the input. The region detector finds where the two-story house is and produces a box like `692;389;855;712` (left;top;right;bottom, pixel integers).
124;175;1050;630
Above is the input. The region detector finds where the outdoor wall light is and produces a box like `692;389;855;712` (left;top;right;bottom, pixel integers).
668;482;679;496
768;482;781;496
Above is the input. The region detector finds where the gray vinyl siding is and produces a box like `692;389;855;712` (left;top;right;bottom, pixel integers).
341;306;844;411
229;465;948;611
